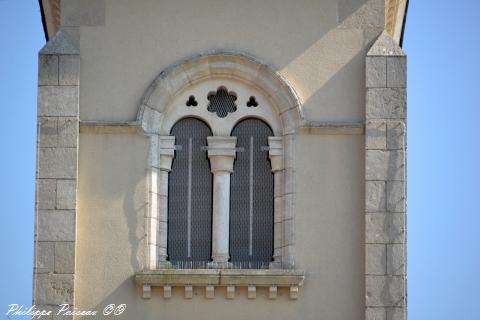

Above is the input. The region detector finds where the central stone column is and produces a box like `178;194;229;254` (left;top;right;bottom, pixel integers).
206;136;237;268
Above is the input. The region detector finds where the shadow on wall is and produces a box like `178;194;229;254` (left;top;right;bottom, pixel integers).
298;48;369;121
122;164;147;277
75;133;148;308
80;0;382;122
278;0;383;119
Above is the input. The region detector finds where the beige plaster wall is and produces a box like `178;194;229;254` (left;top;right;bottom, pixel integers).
75;0;379;319
77;133;364;320
78;0;382;122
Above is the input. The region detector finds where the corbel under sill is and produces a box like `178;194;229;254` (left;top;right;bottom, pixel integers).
135;269;305;300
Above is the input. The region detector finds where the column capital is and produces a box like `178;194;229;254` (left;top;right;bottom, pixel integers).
158;135;176;172
158;135;175;156
268;136;284;172
207;136;237;173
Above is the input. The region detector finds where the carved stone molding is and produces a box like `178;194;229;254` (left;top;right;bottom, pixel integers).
135;269;305;300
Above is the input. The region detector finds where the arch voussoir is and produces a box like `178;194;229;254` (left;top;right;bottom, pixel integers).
138;52;303;134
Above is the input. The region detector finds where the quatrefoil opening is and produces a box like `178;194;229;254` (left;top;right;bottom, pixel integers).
207;87;237;118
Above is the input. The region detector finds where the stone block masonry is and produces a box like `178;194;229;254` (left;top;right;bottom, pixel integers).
34;28;79;318
365;31;407;320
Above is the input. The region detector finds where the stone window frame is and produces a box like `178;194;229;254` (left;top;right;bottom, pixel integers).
135;53;305;299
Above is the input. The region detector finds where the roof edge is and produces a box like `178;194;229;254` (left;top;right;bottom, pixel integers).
399;0;409;47
39;1;408;46
39;0;61;41
38;0;48;41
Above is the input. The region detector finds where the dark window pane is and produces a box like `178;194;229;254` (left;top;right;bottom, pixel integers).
168;118;213;267
230;118;274;269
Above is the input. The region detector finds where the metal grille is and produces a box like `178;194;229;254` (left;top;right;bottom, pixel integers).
168;118;213;267
207;87;237;118
230;119;274;268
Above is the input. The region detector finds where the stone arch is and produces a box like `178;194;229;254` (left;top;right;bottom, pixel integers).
136;52;303;135
141;52;301;269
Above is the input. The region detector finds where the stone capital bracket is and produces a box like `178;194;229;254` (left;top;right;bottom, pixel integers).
158;135;176;171
268;136;284;172
206;136;237;173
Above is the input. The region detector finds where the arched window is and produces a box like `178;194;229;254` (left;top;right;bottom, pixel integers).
168;118;213;267
137;53;305;300
230;118;274;268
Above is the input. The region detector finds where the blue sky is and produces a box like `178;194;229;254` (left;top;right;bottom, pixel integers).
0;0;43;313
0;1;479;319
404;1;480;319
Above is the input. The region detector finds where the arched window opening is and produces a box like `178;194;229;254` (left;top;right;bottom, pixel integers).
168;118;213;267
230;118;274;268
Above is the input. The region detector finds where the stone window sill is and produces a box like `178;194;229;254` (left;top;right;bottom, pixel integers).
135;269;305;300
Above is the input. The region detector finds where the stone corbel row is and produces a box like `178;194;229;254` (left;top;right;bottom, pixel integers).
136;269;305;300
142;284;299;300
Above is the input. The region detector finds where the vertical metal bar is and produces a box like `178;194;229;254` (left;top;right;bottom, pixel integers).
187;137;192;258
249;135;254;257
